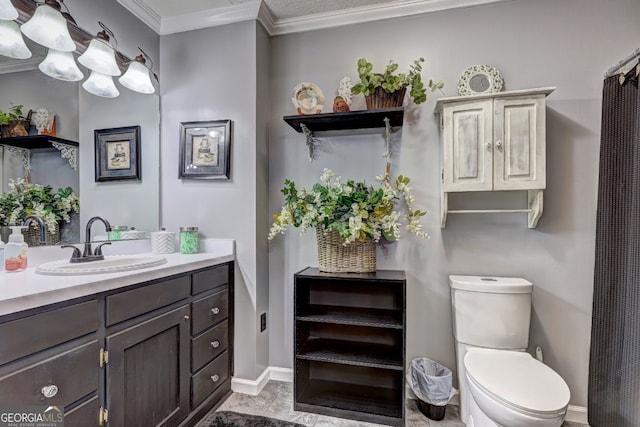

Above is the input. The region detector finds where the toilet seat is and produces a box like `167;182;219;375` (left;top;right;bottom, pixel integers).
464;348;570;417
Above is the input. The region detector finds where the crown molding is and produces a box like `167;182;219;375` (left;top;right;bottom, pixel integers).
268;0;511;36
0;56;42;74
121;0;511;36
159;1;262;35
116;0;162;34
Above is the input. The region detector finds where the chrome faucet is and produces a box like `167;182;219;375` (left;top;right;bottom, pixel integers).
83;216;112;258
23;215;46;245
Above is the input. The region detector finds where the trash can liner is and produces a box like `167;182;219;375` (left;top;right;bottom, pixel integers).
407;358;457;406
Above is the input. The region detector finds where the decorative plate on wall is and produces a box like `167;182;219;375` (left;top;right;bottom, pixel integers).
292;82;325;114
457;65;504;96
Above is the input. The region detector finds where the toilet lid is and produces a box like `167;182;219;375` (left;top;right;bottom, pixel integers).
465;348;570;414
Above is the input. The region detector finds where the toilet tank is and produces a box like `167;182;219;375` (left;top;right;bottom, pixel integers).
450;275;533;350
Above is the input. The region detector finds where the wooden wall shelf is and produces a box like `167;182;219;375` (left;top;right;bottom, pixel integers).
0;135;78;149
283;108;404;133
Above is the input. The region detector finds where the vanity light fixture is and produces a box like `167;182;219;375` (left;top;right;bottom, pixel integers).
39;48;83;81
21;0;76;52
82;69;120;98
0;19;32;59
78;22;121;76
118;48;156;94
0;0;19;20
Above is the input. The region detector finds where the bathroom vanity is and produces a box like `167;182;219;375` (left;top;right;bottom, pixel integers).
0;248;234;427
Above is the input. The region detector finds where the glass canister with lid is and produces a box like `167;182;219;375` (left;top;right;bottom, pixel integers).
179;227;199;254
108;226;128;241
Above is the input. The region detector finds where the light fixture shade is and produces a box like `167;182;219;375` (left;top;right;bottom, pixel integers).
39;49;83;81
21;3;75;52
82;70;119;98
119;60;154;94
0;19;31;59
0;0;18;20
78;38;121;76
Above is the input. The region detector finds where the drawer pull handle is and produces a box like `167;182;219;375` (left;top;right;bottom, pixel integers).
211;307;220;315
211;340;220;349
184;315;190;321
211;374;220;383
41;385;58;398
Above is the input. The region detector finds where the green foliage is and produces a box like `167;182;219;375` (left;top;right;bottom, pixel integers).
0;104;27;125
351;57;444;105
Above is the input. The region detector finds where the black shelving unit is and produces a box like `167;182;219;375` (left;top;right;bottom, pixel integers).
283;107;404;133
0;135;78;150
294;267;406;427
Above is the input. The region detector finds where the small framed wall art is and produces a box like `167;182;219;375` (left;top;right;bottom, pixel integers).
94;125;141;182
179;119;232;180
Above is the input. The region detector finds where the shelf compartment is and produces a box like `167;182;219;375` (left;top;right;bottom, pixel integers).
297;304;403;329
297;337;402;370
283;108;404;133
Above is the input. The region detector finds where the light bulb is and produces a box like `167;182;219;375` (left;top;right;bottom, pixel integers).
21;3;75;52
39;49;83;81
0;19;31;59
82;70;119;98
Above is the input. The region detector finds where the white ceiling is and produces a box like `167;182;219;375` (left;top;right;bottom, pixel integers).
116;0;510;36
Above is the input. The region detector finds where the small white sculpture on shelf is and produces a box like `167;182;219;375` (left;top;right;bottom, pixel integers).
33;108;54;135
337;76;353;106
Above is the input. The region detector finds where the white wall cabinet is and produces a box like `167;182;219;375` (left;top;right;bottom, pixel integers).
435;87;555;228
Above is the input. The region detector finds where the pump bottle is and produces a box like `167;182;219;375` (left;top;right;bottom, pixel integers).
5;226;28;272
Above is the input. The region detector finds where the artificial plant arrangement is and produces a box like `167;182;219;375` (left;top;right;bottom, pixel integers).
351;57;444;105
0;104;30;137
268;168;428;245
0;104;27;125
0;178;79;232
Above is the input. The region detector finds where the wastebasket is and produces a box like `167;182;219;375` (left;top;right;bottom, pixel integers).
407;358;456;421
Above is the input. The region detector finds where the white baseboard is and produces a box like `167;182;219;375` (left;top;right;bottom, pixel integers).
231;366;293;396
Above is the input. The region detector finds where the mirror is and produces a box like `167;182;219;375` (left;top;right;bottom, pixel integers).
0;0;160;245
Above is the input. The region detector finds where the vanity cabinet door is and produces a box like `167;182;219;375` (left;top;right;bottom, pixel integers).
442;99;494;192
106;305;190;427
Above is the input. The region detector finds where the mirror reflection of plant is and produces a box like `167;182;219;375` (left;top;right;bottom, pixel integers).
268;169;428;245
0;179;79;232
0;104;27;125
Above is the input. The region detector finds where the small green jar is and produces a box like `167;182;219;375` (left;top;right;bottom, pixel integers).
179;227;199;254
108;226;128;241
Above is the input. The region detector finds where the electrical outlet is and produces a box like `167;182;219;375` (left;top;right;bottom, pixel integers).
260;312;267;332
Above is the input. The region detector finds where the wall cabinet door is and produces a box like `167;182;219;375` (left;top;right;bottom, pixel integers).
493;96;545;190
106;305;190;427
442;100;493;192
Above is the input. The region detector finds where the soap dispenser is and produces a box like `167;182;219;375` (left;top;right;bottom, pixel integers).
5;226;28;272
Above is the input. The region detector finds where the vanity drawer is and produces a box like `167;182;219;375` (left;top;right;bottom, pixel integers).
107;275;190;326
192;320;228;372
191;351;229;408
0;300;98;366
64;395;99;427
0;340;99;406
191;289;228;335
192;264;229;295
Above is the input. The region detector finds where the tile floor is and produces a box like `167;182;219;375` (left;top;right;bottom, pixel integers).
196;381;589;426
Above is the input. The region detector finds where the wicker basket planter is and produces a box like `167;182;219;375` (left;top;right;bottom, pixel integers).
316;227;376;273
365;86;406;110
23;223;60;247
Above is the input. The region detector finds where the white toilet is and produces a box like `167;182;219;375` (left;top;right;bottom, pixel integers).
449;275;570;427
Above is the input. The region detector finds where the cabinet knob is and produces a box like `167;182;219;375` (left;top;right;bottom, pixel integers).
496;140;503;151
41;384;59;398
184;315;190;320
211;307;220;315
210;374;220;383
211;340;220;349
486;141;492;150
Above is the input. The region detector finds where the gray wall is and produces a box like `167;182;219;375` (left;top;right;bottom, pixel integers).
267;0;640;407
159;21;270;380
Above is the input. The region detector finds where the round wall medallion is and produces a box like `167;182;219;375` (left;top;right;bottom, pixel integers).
457;65;504;96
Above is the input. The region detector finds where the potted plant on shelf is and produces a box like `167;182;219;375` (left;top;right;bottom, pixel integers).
0;178;79;246
351;57;444;109
0;104;30;137
268;168;428;273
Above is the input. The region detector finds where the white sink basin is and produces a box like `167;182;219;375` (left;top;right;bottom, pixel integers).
36;255;167;276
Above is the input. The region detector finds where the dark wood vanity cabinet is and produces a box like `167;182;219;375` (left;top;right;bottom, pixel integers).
294;267;406;427
0;261;234;427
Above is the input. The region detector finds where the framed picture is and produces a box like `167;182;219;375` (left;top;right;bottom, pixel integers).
179;119;231;180
94;125;141;182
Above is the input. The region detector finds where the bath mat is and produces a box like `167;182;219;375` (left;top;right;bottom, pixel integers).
201;411;306;427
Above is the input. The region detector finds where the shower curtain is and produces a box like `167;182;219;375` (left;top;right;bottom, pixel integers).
589;66;640;426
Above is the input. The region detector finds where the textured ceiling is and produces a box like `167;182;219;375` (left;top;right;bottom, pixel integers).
140;0;404;20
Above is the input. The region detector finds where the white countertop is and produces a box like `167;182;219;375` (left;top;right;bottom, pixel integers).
0;239;235;316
